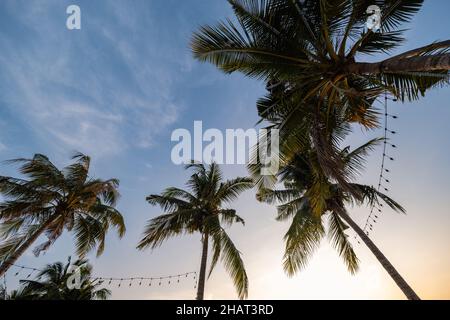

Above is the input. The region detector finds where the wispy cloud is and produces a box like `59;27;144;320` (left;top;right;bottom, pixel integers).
0;0;180;158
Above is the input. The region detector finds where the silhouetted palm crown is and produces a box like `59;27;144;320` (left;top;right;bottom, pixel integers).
192;0;449;123
256;139;404;274
137;163;253;299
0;153;125;261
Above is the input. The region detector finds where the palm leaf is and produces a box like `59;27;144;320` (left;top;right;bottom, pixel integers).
283;208;325;276
328;211;359;274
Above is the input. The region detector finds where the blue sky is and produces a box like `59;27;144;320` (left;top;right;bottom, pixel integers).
0;0;449;299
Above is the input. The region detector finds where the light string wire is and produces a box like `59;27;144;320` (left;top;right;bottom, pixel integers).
2;262;197;288
357;91;399;243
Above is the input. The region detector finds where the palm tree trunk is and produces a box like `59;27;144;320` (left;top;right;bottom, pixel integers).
337;211;420;300
196;233;209;300
0;218;55;278
346;53;450;74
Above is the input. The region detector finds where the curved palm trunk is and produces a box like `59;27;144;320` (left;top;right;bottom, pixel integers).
0;218;54;278
196;233;209;300
337;211;420;300
346;53;450;75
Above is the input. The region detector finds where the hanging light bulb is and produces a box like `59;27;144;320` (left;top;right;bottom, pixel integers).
15;266;24;276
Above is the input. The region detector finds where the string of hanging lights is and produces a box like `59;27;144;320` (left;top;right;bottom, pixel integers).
4;262;41;279
92;272;197;288
3;262;197;289
356;92;399;244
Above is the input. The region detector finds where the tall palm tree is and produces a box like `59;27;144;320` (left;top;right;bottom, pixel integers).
137;163;253;300
255;139;420;300
10;257;110;300
0;153;126;277
192;0;449;189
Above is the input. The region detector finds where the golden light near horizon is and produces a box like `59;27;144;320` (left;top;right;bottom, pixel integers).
0;0;449;305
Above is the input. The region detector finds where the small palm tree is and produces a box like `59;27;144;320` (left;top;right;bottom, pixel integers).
255;139;420;300
0;153;126;277
11;257;110;300
137;163;253;300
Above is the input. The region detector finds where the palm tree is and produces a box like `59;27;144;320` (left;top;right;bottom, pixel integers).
191;0;449;184
0;153;126;277
137;163;253;300
255;139;420;300
10;257;110;300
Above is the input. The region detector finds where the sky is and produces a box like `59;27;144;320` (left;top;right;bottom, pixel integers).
0;0;449;300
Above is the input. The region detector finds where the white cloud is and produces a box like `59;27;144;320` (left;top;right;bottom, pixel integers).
0;1;180;158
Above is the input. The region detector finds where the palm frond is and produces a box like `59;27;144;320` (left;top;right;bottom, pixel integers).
256;188;298;204
216;228;249;299
136;209;201;250
73;215;106;258
64;153;91;185
283;208;325;276
219;209;245;227
328;211;359;274
146;194;192;212
348;183;405;213
4;154;65;190
342;137;383;178
215;177;254;204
